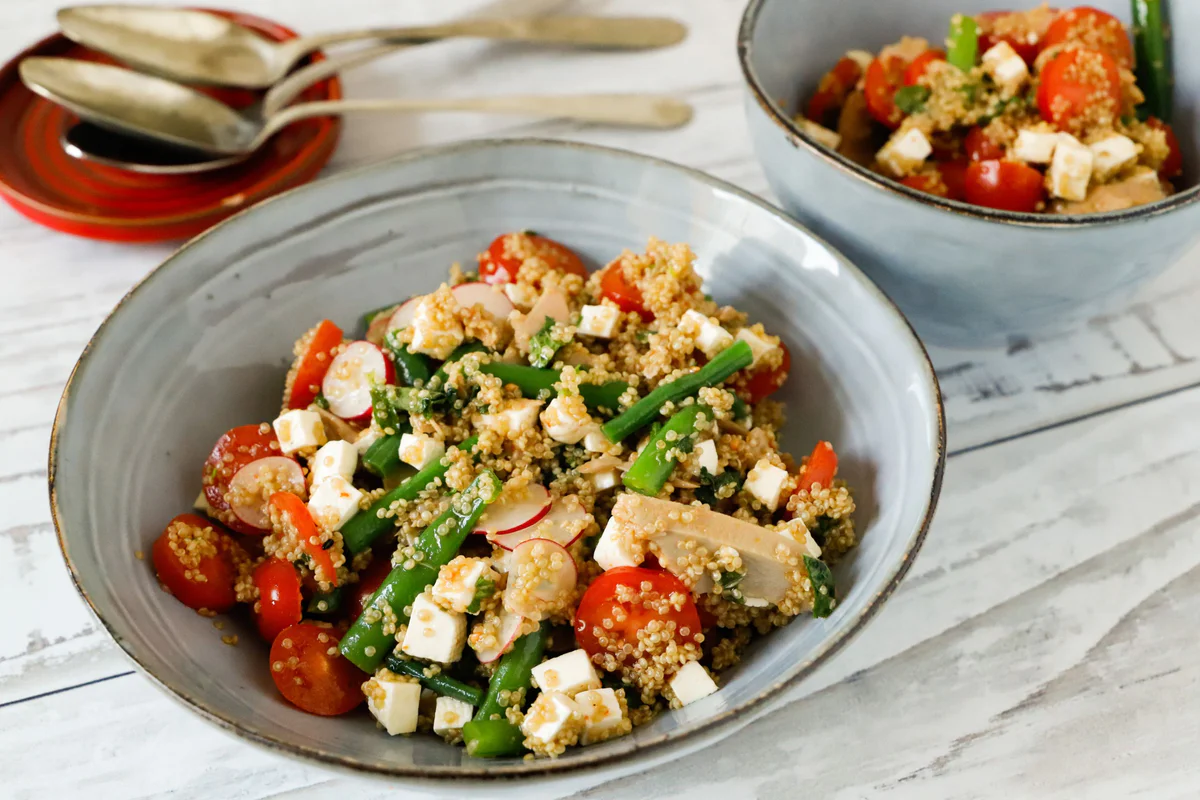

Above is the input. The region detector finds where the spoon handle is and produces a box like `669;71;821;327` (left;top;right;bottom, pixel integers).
281;16;686;64
259;94;693;142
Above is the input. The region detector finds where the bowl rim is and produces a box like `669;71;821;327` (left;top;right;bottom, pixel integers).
736;0;1200;228
47;137;946;782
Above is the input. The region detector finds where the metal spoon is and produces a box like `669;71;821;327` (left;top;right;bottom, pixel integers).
22;57;692;155
57;6;688;89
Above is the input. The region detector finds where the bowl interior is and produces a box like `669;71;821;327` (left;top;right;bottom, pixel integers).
51;140;942;779
744;0;1199;187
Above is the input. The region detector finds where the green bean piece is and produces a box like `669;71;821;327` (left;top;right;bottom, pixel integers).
464;623;549;758
804;555;836;618
382;329;433;387
601;340;752;443
1133;0;1172;121
361;432;409;479
340;435;479;554
306;586;342;616
622;404;712;496
339;470;503;672
383;654;485;706
478;363;628;414
947;13;979;71
430;341;490;386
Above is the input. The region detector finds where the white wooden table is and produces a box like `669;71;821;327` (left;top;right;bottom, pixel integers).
5;0;1200;797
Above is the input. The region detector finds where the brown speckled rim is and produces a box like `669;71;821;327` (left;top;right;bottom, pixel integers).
48;138;945;783
736;0;1199;228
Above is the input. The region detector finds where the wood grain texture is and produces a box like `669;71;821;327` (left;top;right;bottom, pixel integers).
3;0;1200;796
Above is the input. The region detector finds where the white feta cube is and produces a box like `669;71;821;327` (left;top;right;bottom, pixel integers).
668;661;718;707
594;516;640;571
981;41;1029;95
398;432;445;470
744;459;789;511
1049;134;1094;201
307;474;363;531
583;428;612;454
433;695;473;738
521;691;583;746
1012;128;1059;164
532;649;601;697
502;282;536;309
735;328;781;368
578;305;620;338
695;439;719;475
432;556;497;613
681;309;735;359
540;396;593;445
353;427;383;455
480;398;542;438
401;592;467;663
310;439;358;485
590;469;620;492
877;127;932;178
1090;133;1139;181
796;118;842;150
575;688;629;745
273;409;326;454
364;671;422;735
409;292;464;359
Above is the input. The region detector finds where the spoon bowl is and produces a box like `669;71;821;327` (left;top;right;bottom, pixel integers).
61;122;247;174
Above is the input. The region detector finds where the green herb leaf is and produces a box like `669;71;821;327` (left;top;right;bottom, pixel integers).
466;578;497;614
528;316;573;369
894;85;931;115
696;467;743;507
718;570;744;589
958;83;979;105
313;391;330;411
804;555;836;618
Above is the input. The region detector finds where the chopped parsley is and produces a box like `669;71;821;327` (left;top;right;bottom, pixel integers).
528;316;572;369
466;578;497;614
696;467;742;507
313;391;330;411
718;570;746;604
894;85;931;114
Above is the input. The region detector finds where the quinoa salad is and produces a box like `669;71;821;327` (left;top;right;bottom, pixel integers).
797;4;1183;214
149;233;856;759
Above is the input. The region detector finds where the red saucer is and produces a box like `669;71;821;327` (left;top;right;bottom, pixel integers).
0;10;342;242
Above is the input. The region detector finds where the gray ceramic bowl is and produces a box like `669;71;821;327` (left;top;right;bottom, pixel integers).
739;0;1200;347
50;139;943;793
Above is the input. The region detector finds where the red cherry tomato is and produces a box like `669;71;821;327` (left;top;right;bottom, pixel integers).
478;232;588;285
348;556;394;621
269;623;365;716
977;10;1044;65
598;262;651;320
1147;117;1183;179
574;567;702;661
965;126;1006;162
253;558;303;641
151;514;241;612
202;424;281;535
1042;6;1133;68
903;50;946;86
864;55;908;128
1037;47;1122;130
798;441;839;493
806;56;864;126
742;342;792;403
285;319;343;410
269;492;338;587
900;161;968;201
964;160;1046;213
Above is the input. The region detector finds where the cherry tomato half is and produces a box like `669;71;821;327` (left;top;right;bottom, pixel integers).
964;160;1046;213
202;424;280;535
348;555;394;621
575;567;701;663
1041;6;1133;68
269;622;365;716
285;319;343;410
742;342;792;403
799;441;839;493
1147;117;1183;179
254;558;303;641
151;514;240;612
864;55;908;129
478;232;588;285
1036;47;1122;131
806;56;864;126
903;49;946;86
976;10;1044;66
598;262;651;320
269;492;338;587
901;161;968;202
965;126;1006;162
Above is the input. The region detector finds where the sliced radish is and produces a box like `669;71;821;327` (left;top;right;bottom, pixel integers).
386;296;423;332
475;484;552;536
452;282;515;320
503;538;578;618
489;499;592;551
321;340;394;422
228;456;305;531
472;609;526;663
